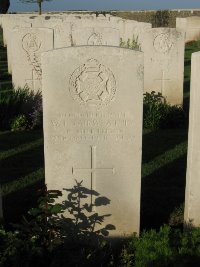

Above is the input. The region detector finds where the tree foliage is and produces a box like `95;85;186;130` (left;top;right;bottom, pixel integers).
19;0;52;15
0;0;10;14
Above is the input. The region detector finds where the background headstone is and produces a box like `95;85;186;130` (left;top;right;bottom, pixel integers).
7;18;32;74
31;17;72;48
176;16;200;43
141;28;185;106
11;27;54;93
184;51;200;226
71;26;120;46
42;46;143;237
123;20;152;44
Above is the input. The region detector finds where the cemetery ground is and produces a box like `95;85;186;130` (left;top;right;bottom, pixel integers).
1;28;200;265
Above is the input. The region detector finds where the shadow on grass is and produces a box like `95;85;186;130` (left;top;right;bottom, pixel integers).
1;144;44;184
184;59;191;67
141;154;187;231
142;129;188;164
3;178;44;227
183;79;190;113
0;129;43;152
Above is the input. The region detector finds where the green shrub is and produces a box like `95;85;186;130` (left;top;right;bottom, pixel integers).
120;225;200;267
0;226;46;267
169;204;184;227
133;225;174;267
0;87;42;130
143;91;186;130
0;182;115;266
178;227;200;263
11;114;29;131
120;35;141;50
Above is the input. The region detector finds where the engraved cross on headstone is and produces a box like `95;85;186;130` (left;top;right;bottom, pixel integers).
25;69;41;91
154;70;171;95
72;146;115;209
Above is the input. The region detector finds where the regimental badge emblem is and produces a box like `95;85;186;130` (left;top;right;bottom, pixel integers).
87;33;102;45
69;58;116;107
22;33;41;53
153;33;173;54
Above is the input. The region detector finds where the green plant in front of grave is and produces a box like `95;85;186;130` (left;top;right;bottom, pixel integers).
123;225;174;267
11;114;29;132
0;188;64;267
169;204;184;227
120;35;141;50
119;225;200;267
14;186;64;252
4;181;116;266
0;87;42;131
143;91;186;130
0;225;27;267
143;91;166;130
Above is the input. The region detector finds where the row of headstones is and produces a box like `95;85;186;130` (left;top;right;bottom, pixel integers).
176;16;200;43
0;13;194;237
3;43;197;238
0;13;185;106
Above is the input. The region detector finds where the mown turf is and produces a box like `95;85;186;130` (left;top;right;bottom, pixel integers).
0;28;200;230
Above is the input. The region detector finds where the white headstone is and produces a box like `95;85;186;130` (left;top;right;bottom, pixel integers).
184;51;200;226
71;26;120;46
1;15;31;46
31;17;72;48
141;28;185;106
7;18;32;74
42;46;143;237
176;16;200;43
11;27;54;93
123;20;152;44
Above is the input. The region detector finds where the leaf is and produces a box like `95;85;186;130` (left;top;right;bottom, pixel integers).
100;229;109;236
50;204;63;214
28;208;41;217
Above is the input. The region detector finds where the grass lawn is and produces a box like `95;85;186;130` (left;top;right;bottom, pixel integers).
0;28;200;231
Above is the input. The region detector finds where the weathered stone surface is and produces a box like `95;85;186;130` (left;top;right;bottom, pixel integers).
7;18;32;74
42;46;143;237
141;28;185;106
11;27;54;93
176;16;200;42
31;17;72;48
123;19;152;44
184;51;200;226
71;26;120;46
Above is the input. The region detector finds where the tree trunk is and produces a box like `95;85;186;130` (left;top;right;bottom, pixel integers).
38;0;42;15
